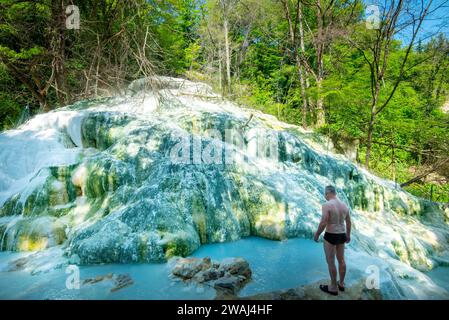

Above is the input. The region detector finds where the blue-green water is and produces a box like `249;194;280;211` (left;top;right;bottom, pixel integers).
0;237;447;299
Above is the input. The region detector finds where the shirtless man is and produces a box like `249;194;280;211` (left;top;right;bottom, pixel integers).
314;185;351;296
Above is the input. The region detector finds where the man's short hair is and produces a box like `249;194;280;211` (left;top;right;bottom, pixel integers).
325;185;336;195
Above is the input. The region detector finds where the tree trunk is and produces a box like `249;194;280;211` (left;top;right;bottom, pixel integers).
315;78;325;127
365;110;375;168
365;80;380;168
299;62;307;127
400;158;449;188
315;0;325;127
51;0;69;105
218;44;223;94
4;62;49;111
223;17;231;95
281;0;308;127
298;2;308;127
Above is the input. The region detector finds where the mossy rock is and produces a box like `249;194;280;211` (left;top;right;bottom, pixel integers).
161;230;200;260
2;217;66;251
0;194;22;217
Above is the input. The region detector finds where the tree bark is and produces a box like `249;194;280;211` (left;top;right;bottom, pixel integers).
51;0;70;105
4;62;49;110
400;158;449;187
222;5;232;95
281;0;308;127
218;44;223;94
315;79;325;127
298;2;309;127
365;81;381;168
314;0;325;127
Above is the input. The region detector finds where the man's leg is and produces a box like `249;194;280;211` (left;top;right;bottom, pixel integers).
323;240;337;292
336;243;346;287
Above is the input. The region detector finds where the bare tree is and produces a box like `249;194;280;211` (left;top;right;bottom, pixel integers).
280;0;308;127
297;0;360;128
354;0;434;168
220;0;238;95
51;0;70;106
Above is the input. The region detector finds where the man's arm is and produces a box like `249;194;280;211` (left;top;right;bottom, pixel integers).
345;210;351;243
314;205;329;242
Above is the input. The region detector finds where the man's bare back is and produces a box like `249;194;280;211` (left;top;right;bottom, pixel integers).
323;198;349;234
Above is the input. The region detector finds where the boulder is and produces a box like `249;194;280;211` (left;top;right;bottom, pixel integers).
171;256;252;297
192;268;223;283
218;258;252;279
172;257;211;279
214;275;248;295
111;274;134;292
82;272;134;293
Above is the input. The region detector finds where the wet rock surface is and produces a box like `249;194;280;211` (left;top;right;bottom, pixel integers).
82;273;114;285
111;274;134;292
3;247;67;274
240;279;383;300
6;257;28;272
83;272;134;293
172;257;213;279
171;256;252;297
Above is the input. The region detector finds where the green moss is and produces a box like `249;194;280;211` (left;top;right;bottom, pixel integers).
0;194;22;216
235;179;287;240
137;234;148;262
391;197;408;215
0;224;6;250
19;169;78;217
49;165;77;202
164;237;191;259
47;204;76;218
7;217;67;251
23;191;38;216
231;204;251;237
191;195;208;244
53;225;67;245
392;239;409;263
84;158;129;199
254;215;286;240
81;112;131;150
161;230;199;260
17;235;49;251
83;197;110;220
403;238;432;270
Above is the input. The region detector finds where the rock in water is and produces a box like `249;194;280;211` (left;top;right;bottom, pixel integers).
172;257;212;279
0;76;448;291
171;256;252;297
82;272;134;293
218;257;252;280
214;275;248;297
111;274;134;292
